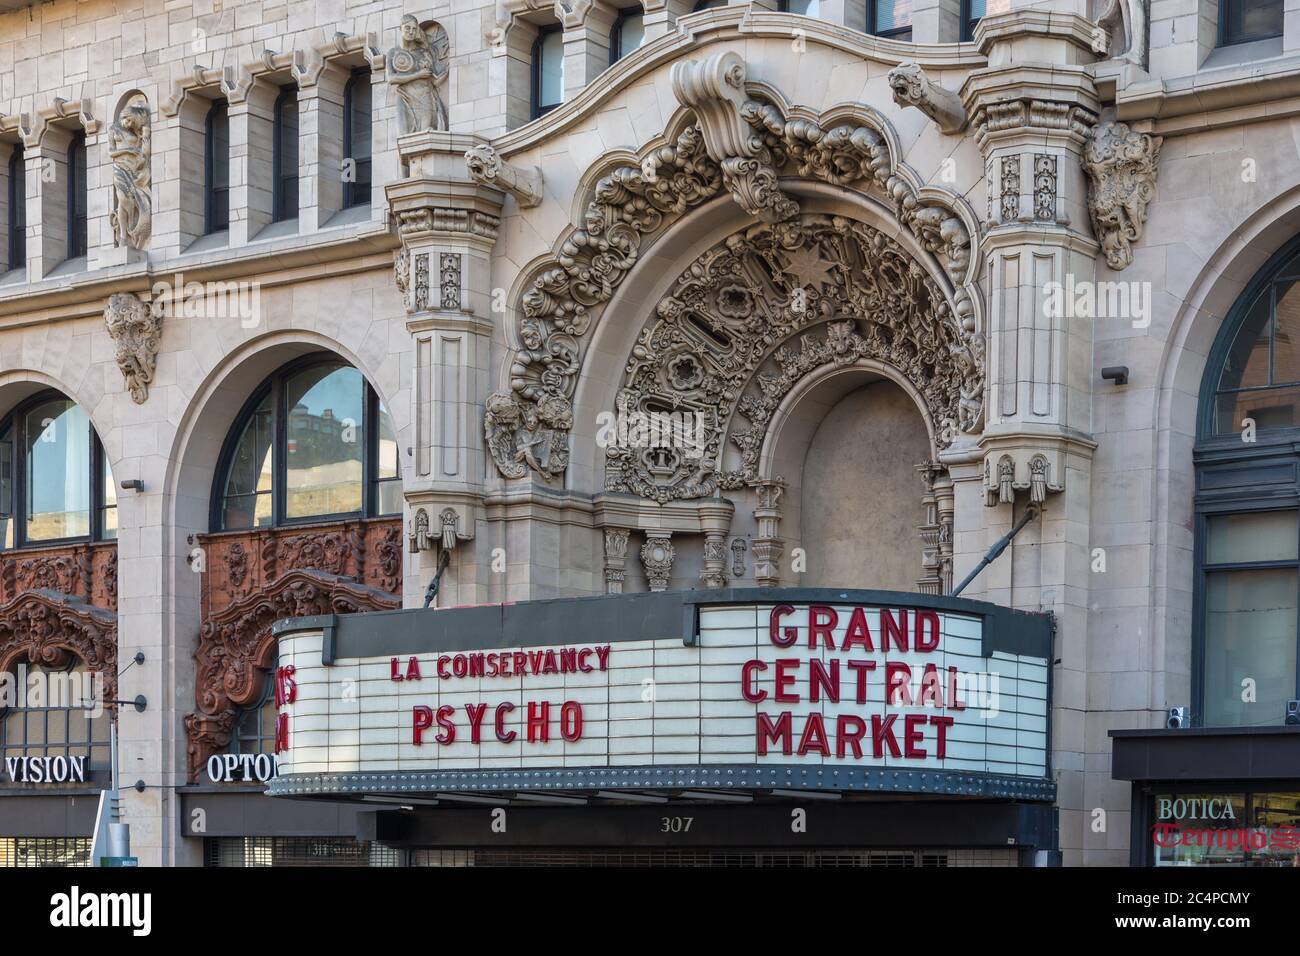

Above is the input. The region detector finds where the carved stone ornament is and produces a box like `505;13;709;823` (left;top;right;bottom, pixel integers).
104;292;163;404
0;589;118;709
639;533;675;592
887;63;967;135
386;15;449;134
1096;0;1148;69
464;144;544;208
184;568;399;780
394;249;410;306
1083;121;1162;271
605;215;984;502
486;55;979;484
108;95;152;250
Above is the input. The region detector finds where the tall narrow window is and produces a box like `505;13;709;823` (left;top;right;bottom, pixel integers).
870;0;913;40
343;69;373;209
610;10;646;64
205;101;230;234
66;131;87;260
274;86;299;222
531;27;565;119
1220;0;1284;46
961;0;985;40
7;144;23;273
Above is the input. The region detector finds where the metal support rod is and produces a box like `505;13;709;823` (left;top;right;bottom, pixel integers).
422;549;452;609
951;504;1041;596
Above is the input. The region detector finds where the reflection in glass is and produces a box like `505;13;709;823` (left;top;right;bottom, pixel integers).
24;400;89;541
376;401;401;515
1204;568;1298;727
284;365;364;519
221;392;273;529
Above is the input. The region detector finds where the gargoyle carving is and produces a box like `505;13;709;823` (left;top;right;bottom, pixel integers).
104;292;163;404
1083;121;1161;271
465;143;544;207
887;63;967;135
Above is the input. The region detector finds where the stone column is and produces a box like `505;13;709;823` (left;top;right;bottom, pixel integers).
387;132;504;609
561;1;620;103
604;528;630;593
643;0;694;41
226;82;276;247
960;9;1103;866
751;479;785;588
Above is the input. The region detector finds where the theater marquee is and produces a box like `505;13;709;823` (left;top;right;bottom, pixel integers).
268;590;1054;802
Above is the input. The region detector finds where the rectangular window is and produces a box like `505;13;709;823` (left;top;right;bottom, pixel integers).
343;70;372;209
870;0;912;40
1221;0;1284;46
8;143;24;272
533;28;565;118
1150;791;1300;867
206;102;230;234
98;452;117;541
1200;510;1299;727
961;0;986;41
274;88;300;222
67;131;87;260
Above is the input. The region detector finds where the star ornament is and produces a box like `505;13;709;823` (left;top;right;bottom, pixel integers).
779;245;837;292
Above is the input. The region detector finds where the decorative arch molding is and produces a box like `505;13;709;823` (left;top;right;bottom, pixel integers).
0;589;118;705
183;568;399;780
486;52;983;486
604;213;977;502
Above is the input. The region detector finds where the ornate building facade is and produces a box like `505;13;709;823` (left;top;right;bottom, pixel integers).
0;0;1296;867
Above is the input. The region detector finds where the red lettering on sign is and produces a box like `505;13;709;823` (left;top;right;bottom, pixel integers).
741;660;767;703
769;605;797;647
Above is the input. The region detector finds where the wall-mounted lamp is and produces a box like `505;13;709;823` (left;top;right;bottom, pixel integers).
1101;366;1129;386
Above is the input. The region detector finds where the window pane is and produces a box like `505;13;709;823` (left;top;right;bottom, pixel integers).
874;0;912;32
1272;281;1300;384
1249;792;1300;866
1223;0;1283;45
1217;384;1300;434
786;0;820;13
100;453;117;540
0;428;11;550
221;392;273;530
68;134;86;259
377;402;398;480
208;103;230;232
539;31;564;109
1219;288;1271;392
276;90;299;221
25;399;90;541
1152;793;1248;866
1206;511;1298;564
8;145;24;270
346;73;372;207
615;13;646;59
1203;567;1297;727
968;0;986;17
284;365;364;519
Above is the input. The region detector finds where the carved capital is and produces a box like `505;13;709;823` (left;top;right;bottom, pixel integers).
104;292;162;404
888;63;966;135
465;144;544;208
1083;121;1162;271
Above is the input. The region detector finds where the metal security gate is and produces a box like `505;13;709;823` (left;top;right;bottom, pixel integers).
406;848;1021;867
204;837;404;867
0;837;92;867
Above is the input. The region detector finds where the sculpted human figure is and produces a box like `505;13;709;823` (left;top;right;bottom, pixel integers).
109;99;152;250
386;15;449;134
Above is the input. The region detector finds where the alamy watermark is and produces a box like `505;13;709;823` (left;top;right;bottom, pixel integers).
595;408;709;460
1042;275;1151;329
151;271;262;328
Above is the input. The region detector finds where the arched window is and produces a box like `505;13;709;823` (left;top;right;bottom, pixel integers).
0;391;115;550
205;100;230;234
869;0;912;40
343;69;372;209
233;677;278;756
7;143;24;273
531;26;565;119
273;86;299;222
214;356;400;530
609;9;646;64
66;130;87;260
1195;237;1300;729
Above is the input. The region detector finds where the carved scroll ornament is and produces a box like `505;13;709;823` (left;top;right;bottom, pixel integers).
0;589;118;706
486;55;980;484
1083;121;1162;271
605;215;984;502
104;292;163;404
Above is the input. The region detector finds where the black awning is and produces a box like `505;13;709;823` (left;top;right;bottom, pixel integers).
1110;726;1300;782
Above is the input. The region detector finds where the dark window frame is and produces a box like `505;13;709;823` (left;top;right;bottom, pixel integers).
211;353;400;531
204;100;230;234
609;9;645;65
531;25;564;120
7;143;24;273
0;389;115;551
273;85;300;223
869;0;913;41
342;68;373;209
65;130;87;260
1219;0;1284;48
232;675;278;755
0;660;111;772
